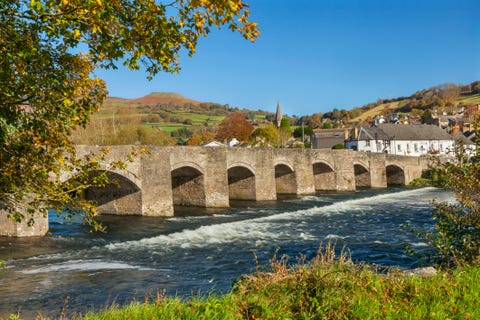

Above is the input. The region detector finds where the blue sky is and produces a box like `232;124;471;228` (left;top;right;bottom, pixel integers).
96;0;480;116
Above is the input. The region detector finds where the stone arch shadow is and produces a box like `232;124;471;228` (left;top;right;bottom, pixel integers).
313;161;336;190
228;163;256;200
386;164;406;186
354;162;371;188
171;165;206;207
82;170;142;215
274;162;297;194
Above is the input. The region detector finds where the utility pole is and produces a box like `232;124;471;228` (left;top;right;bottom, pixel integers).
301;121;305;148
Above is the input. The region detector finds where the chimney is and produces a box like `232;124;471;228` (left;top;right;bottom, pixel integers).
452;123;460;135
354;127;359;139
344;129;349;140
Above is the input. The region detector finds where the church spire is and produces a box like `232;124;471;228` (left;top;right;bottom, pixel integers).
274;100;282;127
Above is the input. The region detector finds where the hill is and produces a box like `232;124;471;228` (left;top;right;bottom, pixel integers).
72;92;273;146
72;81;480;145
103;92;202;107
297;81;480;129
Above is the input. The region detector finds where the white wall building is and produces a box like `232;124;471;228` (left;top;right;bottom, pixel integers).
346;124;457;157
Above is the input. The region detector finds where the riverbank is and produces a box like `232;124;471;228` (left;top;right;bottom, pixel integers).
15;246;477;320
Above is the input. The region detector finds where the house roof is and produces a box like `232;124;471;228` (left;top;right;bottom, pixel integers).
358;124;453;141
311;129;346;148
453;134;475;145
202;141;225;147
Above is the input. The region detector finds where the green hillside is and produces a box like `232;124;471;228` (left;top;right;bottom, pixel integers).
296;81;480;129
72;92;273;145
350;92;480;124
72;81;479;145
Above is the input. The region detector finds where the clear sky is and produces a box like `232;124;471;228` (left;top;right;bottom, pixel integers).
96;0;480;116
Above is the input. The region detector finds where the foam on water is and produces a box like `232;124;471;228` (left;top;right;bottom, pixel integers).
11;188;447;267
21;259;155;274
104;188;441;252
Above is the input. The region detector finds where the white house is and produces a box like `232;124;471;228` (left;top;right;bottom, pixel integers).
202;141;225;147
345;124;457;157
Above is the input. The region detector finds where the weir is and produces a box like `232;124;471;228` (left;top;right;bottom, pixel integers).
1;146;429;237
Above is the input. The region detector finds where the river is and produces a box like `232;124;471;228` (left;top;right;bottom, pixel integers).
0;187;452;318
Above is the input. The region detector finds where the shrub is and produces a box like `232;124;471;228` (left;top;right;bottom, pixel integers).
425;124;480;267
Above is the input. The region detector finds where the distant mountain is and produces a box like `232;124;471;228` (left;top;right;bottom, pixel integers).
105;92;202;107
129;92;202;106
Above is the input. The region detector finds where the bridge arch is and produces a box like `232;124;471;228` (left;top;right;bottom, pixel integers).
82;170;142;215
227;165;256;200
171;161;205;175
171;166;205;207
354;162;371;188
386;164;405;186
274;163;297;194
313;161;336;190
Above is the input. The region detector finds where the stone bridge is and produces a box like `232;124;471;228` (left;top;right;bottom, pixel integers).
2;146;429;236
77;145;428;217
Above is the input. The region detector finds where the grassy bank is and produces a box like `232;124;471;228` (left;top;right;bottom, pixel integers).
16;246;476;320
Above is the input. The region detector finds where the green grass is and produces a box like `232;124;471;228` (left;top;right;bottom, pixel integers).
350;101;403;123
458;93;480;105
169;112;225;125
157;123;188;132
15;245;479;320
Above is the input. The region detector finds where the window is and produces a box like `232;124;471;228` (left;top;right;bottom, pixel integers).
397;144;402;152
414;143;419;152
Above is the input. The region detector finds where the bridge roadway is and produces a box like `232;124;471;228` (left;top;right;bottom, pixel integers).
77;145;428;217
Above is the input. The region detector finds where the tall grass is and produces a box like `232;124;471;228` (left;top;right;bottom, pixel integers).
61;244;480;319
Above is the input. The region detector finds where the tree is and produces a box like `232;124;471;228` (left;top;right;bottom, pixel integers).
293;125;313;139
424;119;480;267
420;110;432;124
278;117;292;147
252;123;279;147
215;112;253;142
1;0;259;228
186;130;215;146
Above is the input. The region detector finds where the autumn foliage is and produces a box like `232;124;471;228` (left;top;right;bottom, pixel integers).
215;112;253;143
1;0;259;227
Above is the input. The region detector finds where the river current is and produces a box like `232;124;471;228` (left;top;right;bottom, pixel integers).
0;187;453;318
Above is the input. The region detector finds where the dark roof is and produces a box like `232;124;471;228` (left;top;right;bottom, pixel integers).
453;134;475;145
311;129;345;148
312;129;345;138
358;124;453;141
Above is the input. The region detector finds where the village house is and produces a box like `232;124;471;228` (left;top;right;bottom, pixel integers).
310;129;347;149
345;124;459;157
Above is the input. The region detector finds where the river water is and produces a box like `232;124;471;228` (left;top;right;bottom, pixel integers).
0;187;452;318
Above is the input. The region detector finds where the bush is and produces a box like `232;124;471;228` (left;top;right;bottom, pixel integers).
424;130;480;267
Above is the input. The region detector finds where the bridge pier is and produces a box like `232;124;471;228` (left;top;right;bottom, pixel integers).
368;153;388;188
253;149;277;201
204;148;230;207
286;149;315;195
141;147;174;216
332;150;356;191
0;208;48;237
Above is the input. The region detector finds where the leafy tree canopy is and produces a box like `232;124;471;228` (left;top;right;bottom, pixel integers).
215;112;253;142
0;0;259;228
